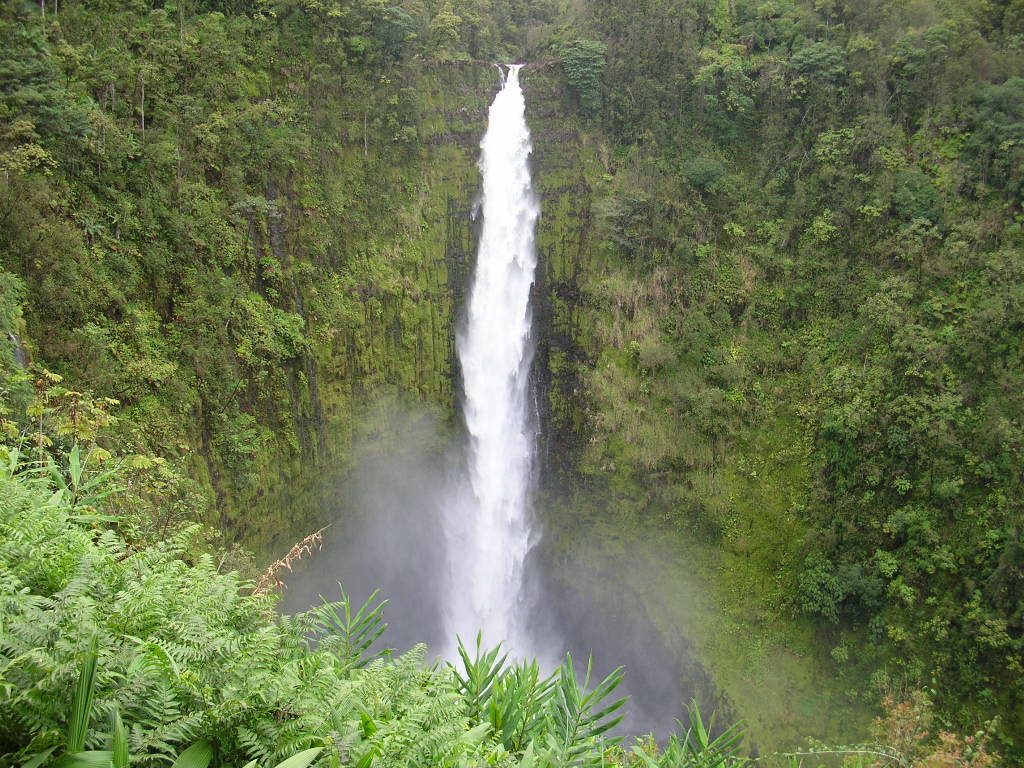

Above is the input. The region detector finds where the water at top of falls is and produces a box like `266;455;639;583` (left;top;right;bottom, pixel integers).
444;64;541;656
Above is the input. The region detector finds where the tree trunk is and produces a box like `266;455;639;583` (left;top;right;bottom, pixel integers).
139;74;145;139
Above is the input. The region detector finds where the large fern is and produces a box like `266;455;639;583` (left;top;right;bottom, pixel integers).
0;469;493;767
0;454;760;768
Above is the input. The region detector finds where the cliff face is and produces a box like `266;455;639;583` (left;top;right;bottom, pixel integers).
237;62;503;554
248;63;608;554
170;61;608;555
0;12;599;551
526;66;601;484
524;69;875;754
0;46;512;555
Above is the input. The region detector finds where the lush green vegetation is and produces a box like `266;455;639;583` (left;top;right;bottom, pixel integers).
0;441;641;767
538;0;1024;757
1;0;1022;760
0;430;1002;766
0;0;563;552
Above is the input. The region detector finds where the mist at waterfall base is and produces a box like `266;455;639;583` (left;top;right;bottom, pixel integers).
281;65;694;737
280;405;453;654
279;408;694;736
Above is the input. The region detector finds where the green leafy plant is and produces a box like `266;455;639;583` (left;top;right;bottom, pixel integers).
487;661;557;752
542;654;626;764
307;587;390;670
559;40;608;116
631;702;748;768
451;633;511;716
45;444;125;522
68;635;99;755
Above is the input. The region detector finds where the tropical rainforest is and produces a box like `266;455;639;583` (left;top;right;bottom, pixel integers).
0;0;1022;763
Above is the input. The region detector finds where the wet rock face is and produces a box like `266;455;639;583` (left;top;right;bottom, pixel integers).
522;67;600;485
240;62;502;555
255;62;597;554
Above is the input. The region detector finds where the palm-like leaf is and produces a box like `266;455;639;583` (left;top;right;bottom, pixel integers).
545;654;626;763
487;661;556;751
51;752;114;768
270;747;322;768
170;740;215;768
44;445;124;516
678;700;747;768
309;587;389;669
632;701;749;768
20;746;58;768
450;633;509;716
68;635;99;753
109;709;128;768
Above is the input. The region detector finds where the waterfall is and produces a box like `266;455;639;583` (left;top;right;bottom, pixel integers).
444;64;540;654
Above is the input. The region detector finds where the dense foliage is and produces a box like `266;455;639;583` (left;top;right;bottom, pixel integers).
0;0;560;550
1;0;1022;758
2;435;1003;767
550;0;1024;755
0;440;766;767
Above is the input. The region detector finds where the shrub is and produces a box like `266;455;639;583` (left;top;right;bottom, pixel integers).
559;40;608;117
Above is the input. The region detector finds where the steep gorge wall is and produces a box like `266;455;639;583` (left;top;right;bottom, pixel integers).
526;66;602;484
524;69;875;753
234;62;503;554
252;63;602;555
0;47;520;556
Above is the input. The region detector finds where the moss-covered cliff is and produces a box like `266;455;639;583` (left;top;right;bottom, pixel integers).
520;70;876;752
232;61;506;554
0;0;511;556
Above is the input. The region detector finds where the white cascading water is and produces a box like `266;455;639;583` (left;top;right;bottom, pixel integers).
444;64;540;653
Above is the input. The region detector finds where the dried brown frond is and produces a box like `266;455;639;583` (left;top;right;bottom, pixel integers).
253;526;328;595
